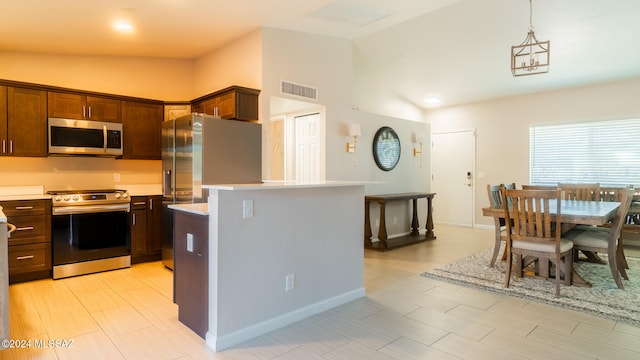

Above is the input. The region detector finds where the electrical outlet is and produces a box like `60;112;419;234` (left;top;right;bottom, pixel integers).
243;200;254;218
285;273;295;292
114;173;120;182
186;233;194;252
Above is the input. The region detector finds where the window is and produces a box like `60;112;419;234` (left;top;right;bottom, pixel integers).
530;119;640;186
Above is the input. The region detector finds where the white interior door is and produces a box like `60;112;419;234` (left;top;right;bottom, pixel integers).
431;130;475;227
295;113;320;182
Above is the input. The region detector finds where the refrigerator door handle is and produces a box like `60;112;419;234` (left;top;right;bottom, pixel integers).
163;170;172;196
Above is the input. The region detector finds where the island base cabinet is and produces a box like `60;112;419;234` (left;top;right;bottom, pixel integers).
174;211;209;339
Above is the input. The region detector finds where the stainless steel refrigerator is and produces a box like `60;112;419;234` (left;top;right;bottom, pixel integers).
161;113;262;269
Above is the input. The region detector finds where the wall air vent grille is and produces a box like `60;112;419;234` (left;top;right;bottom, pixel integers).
280;80;318;101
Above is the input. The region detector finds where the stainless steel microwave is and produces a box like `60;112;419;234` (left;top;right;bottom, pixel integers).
48;118;123;156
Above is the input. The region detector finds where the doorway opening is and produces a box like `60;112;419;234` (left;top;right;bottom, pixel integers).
269;96;325;182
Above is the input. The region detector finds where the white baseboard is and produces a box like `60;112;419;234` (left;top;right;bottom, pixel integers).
206;287;366;352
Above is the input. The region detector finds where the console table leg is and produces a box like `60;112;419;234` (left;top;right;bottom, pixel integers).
378;202;388;250
364;199;373;247
426;196;436;239
411;198;419;236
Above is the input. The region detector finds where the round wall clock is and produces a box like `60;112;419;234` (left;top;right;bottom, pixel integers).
372;126;401;171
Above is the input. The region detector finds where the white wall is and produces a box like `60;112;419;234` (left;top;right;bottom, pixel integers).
0;51;194;100
426;77;640;227
194;30;262;97
260;28;353;182
259;28;432;238
207;185;365;351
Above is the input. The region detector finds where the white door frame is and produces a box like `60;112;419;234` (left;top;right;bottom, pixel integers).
431;129;476;227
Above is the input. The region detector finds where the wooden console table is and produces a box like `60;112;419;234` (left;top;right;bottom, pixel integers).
364;192;436;251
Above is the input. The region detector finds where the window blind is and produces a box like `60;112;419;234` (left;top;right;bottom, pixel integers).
530;119;640;187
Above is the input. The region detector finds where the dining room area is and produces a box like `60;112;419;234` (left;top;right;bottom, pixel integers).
482;183;639;295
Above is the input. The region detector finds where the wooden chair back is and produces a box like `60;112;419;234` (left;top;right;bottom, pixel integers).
501;188;572;297
503;189;560;245
600;187;624;202
486;183;516;208
558;183;600;201
522;184;557;190
609;186;635;242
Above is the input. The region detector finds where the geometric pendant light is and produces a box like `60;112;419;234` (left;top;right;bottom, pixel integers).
511;0;550;76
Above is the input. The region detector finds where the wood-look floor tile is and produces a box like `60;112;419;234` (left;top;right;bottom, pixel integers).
406;307;493;341
431;333;519;360
0;346;58;360
119;285;172;310
95;269;148;293
40;307;101;339
323;341;397;360
379;336;462;360
60;273;112;295
446;304;537;338
480;328;587;360
74;288;129;313
528;326;640;360
271;318;351;356
54;330;125;360
91;304;152;337
310;309;399;350
357;310;448;347
572;322;640;353
111;326;186;360
273;346;329;360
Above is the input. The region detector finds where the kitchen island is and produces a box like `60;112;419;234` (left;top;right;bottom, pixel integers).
171;181;365;352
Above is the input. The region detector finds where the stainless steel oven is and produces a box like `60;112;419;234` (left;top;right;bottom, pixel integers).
48;189;131;279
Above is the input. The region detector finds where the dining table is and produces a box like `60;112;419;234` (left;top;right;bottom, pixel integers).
482;199;621;287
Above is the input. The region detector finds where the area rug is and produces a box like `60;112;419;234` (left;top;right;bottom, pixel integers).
421;248;640;327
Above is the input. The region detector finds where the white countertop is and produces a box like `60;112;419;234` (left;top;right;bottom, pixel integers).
0;186;50;201
169;203;209;216
203;181;366;191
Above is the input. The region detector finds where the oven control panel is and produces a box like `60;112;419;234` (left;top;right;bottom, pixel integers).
48;190;130;206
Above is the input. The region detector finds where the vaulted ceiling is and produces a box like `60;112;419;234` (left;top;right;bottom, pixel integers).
2;0;639;109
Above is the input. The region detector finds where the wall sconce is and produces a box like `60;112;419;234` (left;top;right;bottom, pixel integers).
346;123;361;167
413;134;424;168
346;123;361;153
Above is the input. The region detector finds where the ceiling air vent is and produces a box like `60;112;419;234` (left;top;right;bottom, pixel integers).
280;80;318;101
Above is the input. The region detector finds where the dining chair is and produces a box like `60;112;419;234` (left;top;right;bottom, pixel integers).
486;183;516;266
563;186;634;289
600;187;624;202
521;184;558;190
501;188;574;297
558;183;601;201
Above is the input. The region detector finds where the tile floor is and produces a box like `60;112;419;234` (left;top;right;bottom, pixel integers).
3;225;640;359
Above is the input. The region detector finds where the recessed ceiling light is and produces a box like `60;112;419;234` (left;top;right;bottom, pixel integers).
424;97;442;106
113;20;134;33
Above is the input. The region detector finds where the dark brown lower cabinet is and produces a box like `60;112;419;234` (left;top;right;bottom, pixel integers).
174;211;209;338
130;195;163;263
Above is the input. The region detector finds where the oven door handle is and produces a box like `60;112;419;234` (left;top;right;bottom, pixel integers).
52;204;131;215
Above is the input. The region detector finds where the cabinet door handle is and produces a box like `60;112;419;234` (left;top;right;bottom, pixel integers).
133;202;146;206
9;140;13;154
149;199;153;211
15;226;34;231
2;139;5;153
133;213;136;225
15;206;34;210
16;255;35;260
83;105;86;119
88;106;92;119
